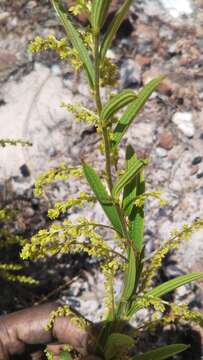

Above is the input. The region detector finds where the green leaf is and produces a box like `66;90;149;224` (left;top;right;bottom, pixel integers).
147;272;203;298
129;172;145;252
133;344;189;360
128;272;203;317
82;162;123;235
100;0;133;61
51;0;95;88
111;76;165;148
101;90;137;124
104;333;134;360
91;0;111;30
59;351;72;360
122;144;138;216
112;159;148;199
122;246;136;301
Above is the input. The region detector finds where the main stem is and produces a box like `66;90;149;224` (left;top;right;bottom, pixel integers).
93;33;135;321
93;34;113;193
93;33;115;319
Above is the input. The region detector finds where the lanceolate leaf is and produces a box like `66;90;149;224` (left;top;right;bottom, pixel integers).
133;344;189;360
105;333;134;360
129;172;145;252
147;272;203;298
82;162;123;235
111;76;165;148
112;159;148;199
122;144;138;216
91;0;111;30
127;272;203;317
101;90;137;124
51;0;95;88
100;0;133;61
122;246;136;301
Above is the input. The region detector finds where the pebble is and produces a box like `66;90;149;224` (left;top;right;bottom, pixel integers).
190;165;198;176
198;92;203;100
158;131;174;150
0;52;17;69
51;64;61;76
197;171;203;179
20;164;30;177
172;112;195;138
135;54;151;67
23;207;35;218
159;0;193;18
156;147;168;157
48;147;57;158
120;59;141;88
192;156;202;165
0;12;9;23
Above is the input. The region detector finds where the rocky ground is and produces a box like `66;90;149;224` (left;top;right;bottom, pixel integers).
0;0;203;358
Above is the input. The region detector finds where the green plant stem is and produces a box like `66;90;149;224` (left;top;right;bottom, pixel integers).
93;34;113;193
93;33;116;319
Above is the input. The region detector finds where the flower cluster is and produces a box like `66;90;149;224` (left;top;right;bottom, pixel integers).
134;191;167;208
0;138;32;147
61;102;98;125
100;58;119;87
141;218;203;291
101;259;121;316
68;0;92;16
48;192;95;219
136;295;166;314
20;217;117;263
165;303;203;327
34;163;83;197
0;263;37;284
29;35;82;69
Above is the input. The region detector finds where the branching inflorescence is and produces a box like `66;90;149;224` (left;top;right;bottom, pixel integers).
3;0;201;359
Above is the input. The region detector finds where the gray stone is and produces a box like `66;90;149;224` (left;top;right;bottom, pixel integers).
120;59;141;88
156;147;168;158
192;156;202;165
172;112;195;138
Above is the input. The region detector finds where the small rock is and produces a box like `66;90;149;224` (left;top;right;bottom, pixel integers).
179;55;190;66
168;43;178;56
192;156;202;165
197;171;203;179
26;1;37;9
200;133;203;140
48;147;57;157
24;207;35;218
0;12;9;23
159;26;174;40
158;79;177;96
135;54;151;67
0;99;6;106
176;284;190;300
120;59;141;88
172;112;195;138
158;131;174;150
199;92;203;100
20;164;30;177
156;147;168;157
190;165;199;175
0;52;17;71
51;64;61;76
